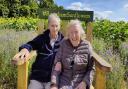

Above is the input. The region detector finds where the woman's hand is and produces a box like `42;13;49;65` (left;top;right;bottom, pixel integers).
12;48;30;65
75;82;94;89
54;62;62;71
50;84;58;89
51;86;58;89
75;81;86;89
90;85;94;89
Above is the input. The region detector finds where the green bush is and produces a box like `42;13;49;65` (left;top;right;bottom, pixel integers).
19;5;30;17
0;17;40;31
93;19;128;50
0;5;9;17
29;0;38;18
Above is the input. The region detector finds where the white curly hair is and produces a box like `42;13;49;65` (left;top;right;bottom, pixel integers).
66;19;85;39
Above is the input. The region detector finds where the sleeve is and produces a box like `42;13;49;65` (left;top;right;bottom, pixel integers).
51;42;63;87
19;34;43;52
83;42;95;87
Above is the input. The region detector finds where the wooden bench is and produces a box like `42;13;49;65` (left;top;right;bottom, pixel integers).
12;22;112;89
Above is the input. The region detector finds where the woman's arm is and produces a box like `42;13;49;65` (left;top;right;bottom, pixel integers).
51;42;63;89
83;42;95;88
51;62;62;89
19;34;44;52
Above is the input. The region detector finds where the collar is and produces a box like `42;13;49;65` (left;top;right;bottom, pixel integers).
49;33;58;41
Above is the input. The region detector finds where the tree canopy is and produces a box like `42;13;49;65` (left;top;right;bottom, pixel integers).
0;0;64;17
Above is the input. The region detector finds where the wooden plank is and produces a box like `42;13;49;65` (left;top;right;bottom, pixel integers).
16;51;36;89
86;22;93;43
95;65;106;89
92;51;112;72
12;51;36;66
17;62;29;89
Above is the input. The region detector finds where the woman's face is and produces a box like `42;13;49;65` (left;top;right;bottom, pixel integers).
48;19;60;37
68;25;81;46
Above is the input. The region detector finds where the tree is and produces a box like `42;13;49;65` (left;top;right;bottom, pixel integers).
21;0;29;5
0;0;9;17
29;0;38;17
19;5;30;17
0;0;64;17
38;0;63;10
8;0;20;17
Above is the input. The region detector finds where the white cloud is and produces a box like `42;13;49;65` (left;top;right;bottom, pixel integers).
66;2;114;20
71;2;82;8
124;4;128;9
123;3;128;12
66;1;114;16
83;7;92;11
112;17;128;22
117;17;126;21
66;2;93;11
94;11;113;19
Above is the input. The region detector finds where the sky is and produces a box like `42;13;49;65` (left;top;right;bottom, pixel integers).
54;0;128;21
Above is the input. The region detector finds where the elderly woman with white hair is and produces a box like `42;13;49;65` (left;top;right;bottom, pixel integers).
51;20;95;89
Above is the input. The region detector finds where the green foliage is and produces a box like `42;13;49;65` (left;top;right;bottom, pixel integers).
93;19;128;88
0;17;40;31
0;0;63;18
29;0;38;17
119;40;128;85
106;58;125;89
93;19;128;50
38;0;61;9
0;5;9;17
0;0;9;17
0;30;37;89
19;5;30;17
93;38;127;89
21;0;29;5
8;0;20;17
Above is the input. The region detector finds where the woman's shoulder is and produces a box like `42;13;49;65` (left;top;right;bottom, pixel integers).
59;38;73;49
60;38;69;45
81;40;91;46
81;40;93;52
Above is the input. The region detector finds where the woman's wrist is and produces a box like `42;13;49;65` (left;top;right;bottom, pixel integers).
50;83;57;88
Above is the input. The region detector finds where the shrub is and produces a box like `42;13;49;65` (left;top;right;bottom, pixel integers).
19;5;30;17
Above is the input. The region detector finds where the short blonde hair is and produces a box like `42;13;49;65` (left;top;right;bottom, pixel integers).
48;13;60;24
66;19;85;39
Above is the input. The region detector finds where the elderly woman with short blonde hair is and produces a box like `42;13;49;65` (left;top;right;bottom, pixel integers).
51;20;95;89
13;13;64;89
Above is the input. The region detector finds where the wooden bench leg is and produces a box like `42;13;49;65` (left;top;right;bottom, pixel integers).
95;66;106;89
17;62;29;89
